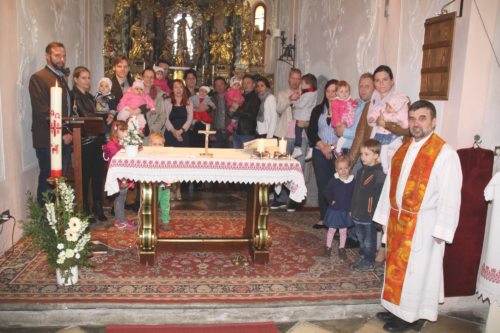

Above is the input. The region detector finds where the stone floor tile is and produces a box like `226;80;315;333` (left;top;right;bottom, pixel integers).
421;315;483;333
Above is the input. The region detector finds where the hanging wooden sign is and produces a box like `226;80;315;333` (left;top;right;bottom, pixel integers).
419;12;456;100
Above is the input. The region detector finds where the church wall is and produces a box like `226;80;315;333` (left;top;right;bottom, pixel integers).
0;0;25;255
0;0;104;255
450;0;500;150
278;0;499;151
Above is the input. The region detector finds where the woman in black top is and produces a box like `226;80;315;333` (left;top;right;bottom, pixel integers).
71;66;106;221
164;79;193;147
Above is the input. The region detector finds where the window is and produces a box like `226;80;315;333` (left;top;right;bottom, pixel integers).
254;4;266;32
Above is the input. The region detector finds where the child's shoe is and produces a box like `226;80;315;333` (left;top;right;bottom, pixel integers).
114;219;135;230
305;147;313;161
291;146;303;158
338;248;347;261
323;246;332;258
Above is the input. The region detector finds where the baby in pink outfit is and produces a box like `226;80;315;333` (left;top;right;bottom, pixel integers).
331;80;358;156
117;80;155;132
368;92;409;173
225;76;244;134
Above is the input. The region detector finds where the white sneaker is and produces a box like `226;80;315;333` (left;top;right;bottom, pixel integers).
305;147;313;161
291;147;303;158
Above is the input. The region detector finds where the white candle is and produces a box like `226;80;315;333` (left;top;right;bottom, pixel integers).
279;137;287;154
206;123;210;131
257;138;265;153
50;80;62;178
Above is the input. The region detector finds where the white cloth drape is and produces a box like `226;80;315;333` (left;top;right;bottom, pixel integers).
478;172;500;305
104;147;307;203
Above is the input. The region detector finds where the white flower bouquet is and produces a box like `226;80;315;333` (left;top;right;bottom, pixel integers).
120;116;143;147
23;180;91;282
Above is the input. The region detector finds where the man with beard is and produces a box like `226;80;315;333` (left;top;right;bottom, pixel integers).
29;41;73;204
373;100;462;332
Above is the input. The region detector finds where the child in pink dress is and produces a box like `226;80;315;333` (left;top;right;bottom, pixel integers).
102;120;136;230
225;76;244;134
330;80;358;156
153;65;172;95
117;80;154;133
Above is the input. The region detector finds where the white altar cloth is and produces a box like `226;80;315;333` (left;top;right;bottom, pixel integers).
104;147;307;202
478;172;500;304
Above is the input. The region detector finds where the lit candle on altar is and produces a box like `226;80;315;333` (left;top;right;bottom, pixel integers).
50;80;62;178
206;123;210;131
257;138;265;153
279;137;287;154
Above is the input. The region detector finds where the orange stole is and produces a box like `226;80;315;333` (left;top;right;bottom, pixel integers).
383;133;445;305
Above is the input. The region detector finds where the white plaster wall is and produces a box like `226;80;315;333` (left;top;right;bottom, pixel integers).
451;0;500;150
0;0;103;255
295;0;380;101
482;0;500;156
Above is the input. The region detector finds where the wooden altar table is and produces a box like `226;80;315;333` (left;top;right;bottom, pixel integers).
104;147;307;265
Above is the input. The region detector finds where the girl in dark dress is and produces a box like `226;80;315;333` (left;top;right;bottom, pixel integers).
323;156;355;260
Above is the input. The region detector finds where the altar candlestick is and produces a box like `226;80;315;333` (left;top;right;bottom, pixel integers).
279;137;287;154
50;81;62;178
206;123;211;131
257;138;265;153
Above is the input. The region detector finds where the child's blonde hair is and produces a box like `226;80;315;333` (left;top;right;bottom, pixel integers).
335;80;351;92
334;155;350;169
109;120;127;141
149;132;165;145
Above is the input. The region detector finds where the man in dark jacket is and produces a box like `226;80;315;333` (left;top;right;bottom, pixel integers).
29;41;72;204
230;74;260;148
109;55;134;103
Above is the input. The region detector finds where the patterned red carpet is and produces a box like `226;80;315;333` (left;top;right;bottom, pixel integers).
0;210;383;304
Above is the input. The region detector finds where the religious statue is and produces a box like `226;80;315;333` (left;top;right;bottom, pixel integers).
220;28;234;65
142;35;154;63
239;36;251;65
192;37;204;67
103;14;118;61
129;20;145;63
250;27;264;66
209;33;221;65
234;1;244;16
160;38;174;64
175;13;190;57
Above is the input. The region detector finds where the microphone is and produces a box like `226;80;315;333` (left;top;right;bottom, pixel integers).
61;67;71;77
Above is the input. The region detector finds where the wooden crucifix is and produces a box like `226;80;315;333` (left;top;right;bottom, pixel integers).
198;123;216;157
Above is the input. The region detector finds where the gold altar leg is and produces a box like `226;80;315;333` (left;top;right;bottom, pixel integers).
138;182;157;265
250;184;271;264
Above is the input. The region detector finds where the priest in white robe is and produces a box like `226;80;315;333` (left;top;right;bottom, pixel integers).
373;100;462;332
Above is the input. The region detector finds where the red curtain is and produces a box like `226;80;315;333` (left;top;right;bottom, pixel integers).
443;147;493;296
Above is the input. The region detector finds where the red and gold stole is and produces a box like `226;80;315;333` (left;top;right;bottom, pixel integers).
383;133;445;305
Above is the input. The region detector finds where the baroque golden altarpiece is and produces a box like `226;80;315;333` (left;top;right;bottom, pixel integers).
104;0;268;84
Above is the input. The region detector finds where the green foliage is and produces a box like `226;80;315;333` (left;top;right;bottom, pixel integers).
21;181;92;272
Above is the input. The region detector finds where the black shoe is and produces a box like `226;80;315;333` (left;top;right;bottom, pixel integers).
270;201;286;210
93;201;107;222
345;237;360;248
376;311;397;322
313;221;328;229
287;201;298;212
383;317;424;332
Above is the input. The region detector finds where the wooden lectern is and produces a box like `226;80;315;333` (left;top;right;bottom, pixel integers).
63;117;105;211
